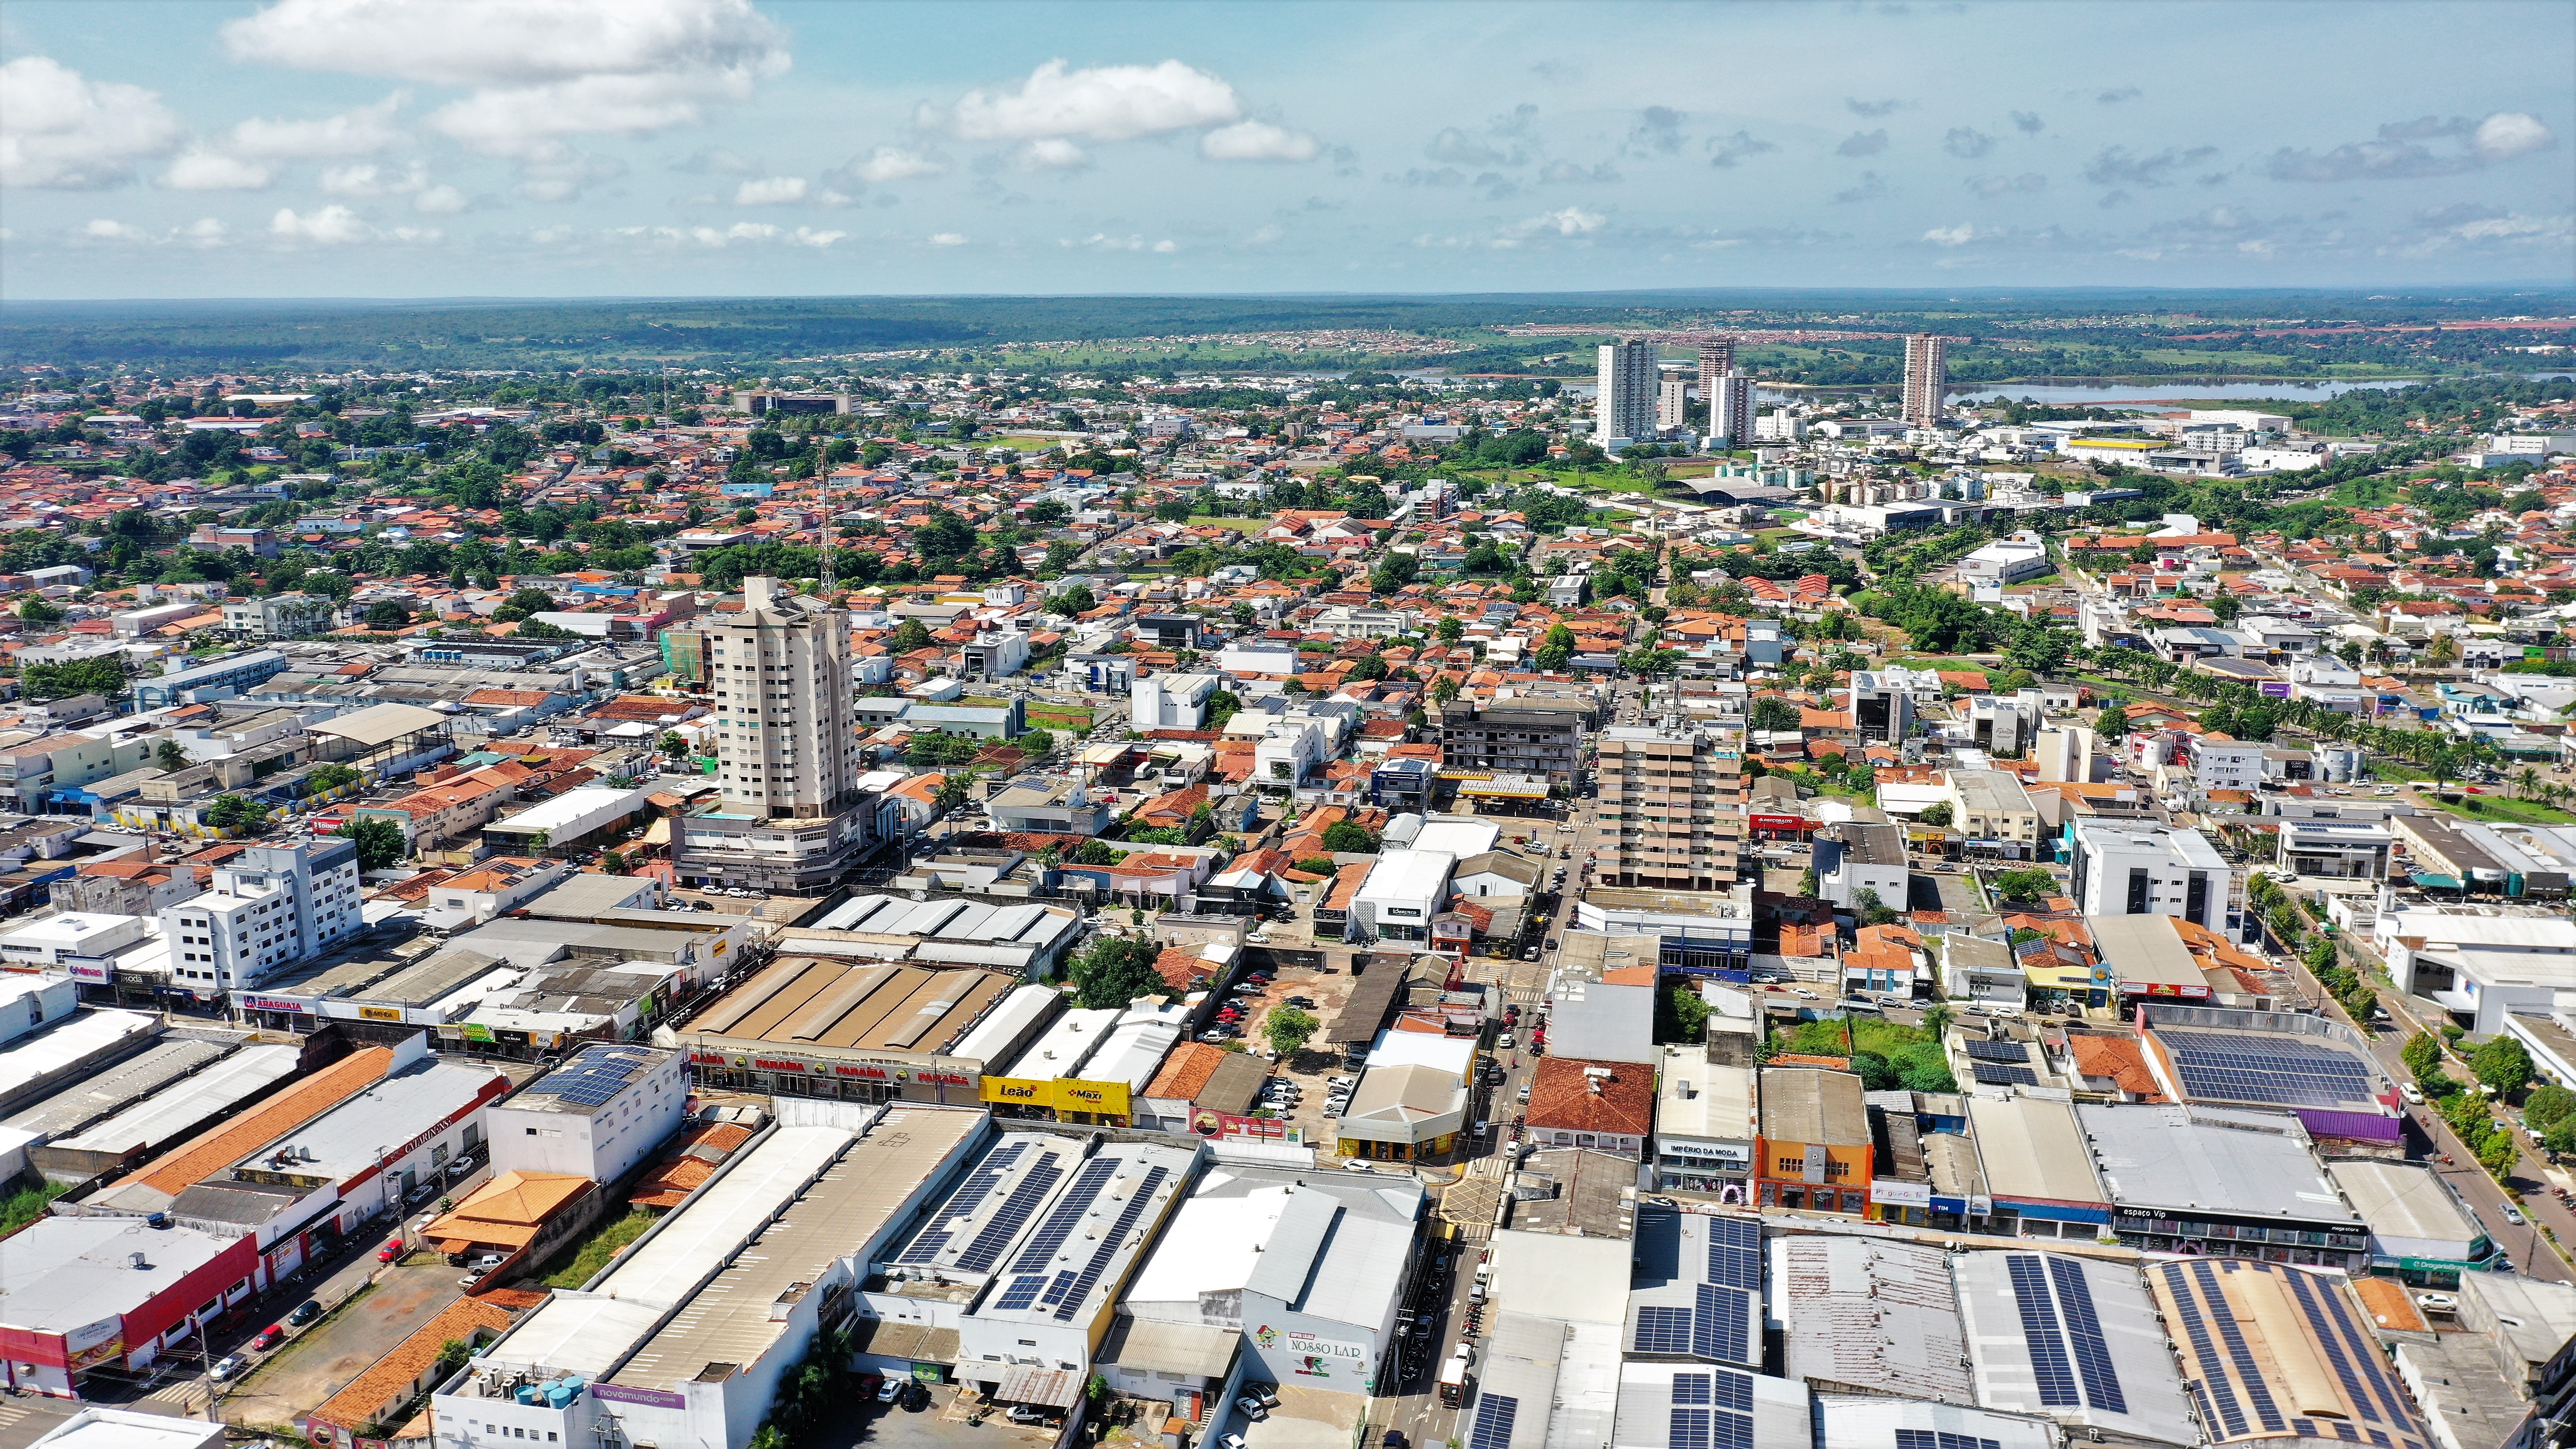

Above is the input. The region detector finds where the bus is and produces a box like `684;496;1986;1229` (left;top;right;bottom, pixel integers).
1437;1345;1473;1408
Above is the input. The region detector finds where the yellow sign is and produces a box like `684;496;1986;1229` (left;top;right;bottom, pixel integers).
977;1076;1133;1116
359;1006;403;1023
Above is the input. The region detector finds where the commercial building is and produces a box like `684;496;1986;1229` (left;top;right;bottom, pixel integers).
678;953;1024;1105
1813;822;1908;911
1849;673;1917;745
129;649;291;712
1772;1234;1968;1402
487;1044;687;1185
2133;1002;2400;1143
2276;817;2395;879
2080;1102;2371;1268
1953;1250;2196;1445
1437;700;1590;787
1113;1161;1423;1408
676;577;877;892
1944;770;2042;857
0;1213;258;1397
1961;1094;2109;1240
1132;672;1220;733
1611;1360;1812;1449
1336;1030;1472;1162
1523;1057;1654;1158
2376;902;2576;1035
1649;1046;1756;1196
1623;1207;1764;1371
2145;1259;2434;1449
1901;333;1948;426
1597;341;1659;445
438;1107;984;1449
1594;726;1744;889
2067;819;2242;936
1753;1068;1871;1214
1349;850;1456;944
1956;536;2053;586
220;593;335;640
2325;1159;2494;1282
160;839;363;996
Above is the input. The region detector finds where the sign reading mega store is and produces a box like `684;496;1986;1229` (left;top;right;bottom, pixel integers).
979;1075;1134;1117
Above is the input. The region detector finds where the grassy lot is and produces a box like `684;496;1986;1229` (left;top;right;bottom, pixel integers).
1028;706;1095;733
539;1209;655;1289
2428;793;2576;826
1775;1017;1935;1057
1887;655;2002;674
1184;515;1267;531
987;434;1064;452
0;1176;67;1236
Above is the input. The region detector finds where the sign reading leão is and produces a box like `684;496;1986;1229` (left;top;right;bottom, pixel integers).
979;1075;1133;1117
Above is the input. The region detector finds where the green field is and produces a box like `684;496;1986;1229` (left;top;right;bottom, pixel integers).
540;1209;656;1288
1184;515;1267;531
1029;706;1096;733
2428;793;2576;826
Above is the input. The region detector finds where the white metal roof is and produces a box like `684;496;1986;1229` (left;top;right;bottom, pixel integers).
1954;1251;2197;1446
54;1043;301;1153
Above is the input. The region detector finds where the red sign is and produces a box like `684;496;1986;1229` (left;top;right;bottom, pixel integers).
752;1056;815;1073
919;1071;971;1087
833;1063;889;1079
1749;814;1811;833
688;1050;728;1065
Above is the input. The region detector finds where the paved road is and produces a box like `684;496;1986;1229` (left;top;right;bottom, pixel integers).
2274;935;2575;1282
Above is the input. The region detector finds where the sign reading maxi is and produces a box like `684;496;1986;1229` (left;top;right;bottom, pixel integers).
978;1075;1135;1118
682;1037;983;1104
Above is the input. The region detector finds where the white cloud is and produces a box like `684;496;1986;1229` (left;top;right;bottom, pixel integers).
1200;120;1317;163
162;150;279;191
271;204;375;243
852;145;947;182
1153;238;1177;252
734;175;807;204
515;145;628;201
934;58;1239;143
928;232;967;246
789;227;845;247
84;216;233;246
2475;111;2557;160
322;162;400;194
85;218;152;241
222;0;789;157
414;184;469;213
227;94;407;158
1068;233;1152;250
178;218;231;247
1017;137;1088;170
1924;223;1978;246
1508;206;1603;238
0;56;187;189
1247;223;1283;244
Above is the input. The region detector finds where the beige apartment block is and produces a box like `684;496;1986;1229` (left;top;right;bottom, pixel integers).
1595;725;1745;890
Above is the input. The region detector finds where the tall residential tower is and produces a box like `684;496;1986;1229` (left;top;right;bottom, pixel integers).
1595;341;1659;446
1901;333;1948;426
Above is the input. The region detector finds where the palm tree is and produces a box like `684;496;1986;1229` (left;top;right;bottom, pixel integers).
2515;766;2543;802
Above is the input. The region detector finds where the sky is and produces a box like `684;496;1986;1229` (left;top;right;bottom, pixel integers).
1;0;2571;301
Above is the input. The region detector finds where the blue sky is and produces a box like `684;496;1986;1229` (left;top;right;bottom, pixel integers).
2;0;2569;299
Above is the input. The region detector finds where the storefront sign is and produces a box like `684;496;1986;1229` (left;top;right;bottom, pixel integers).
591;1383;688;1410
979;1076;1133;1116
67;960;109;983
358;1006;404;1023
461;1023;493;1043
1658;1139;1750;1163
244;994;315;1014
1870;1179;1932;1207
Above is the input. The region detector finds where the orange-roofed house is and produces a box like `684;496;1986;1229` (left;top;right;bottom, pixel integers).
2066;1035;2165;1102
1523;1055;1656;1158
421;1170;598;1264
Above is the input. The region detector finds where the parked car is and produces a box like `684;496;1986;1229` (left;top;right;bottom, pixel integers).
2416;1293;2459;1312
1237;1397;1269;1420
210;1355;248;1382
252;1325;285;1350
2401;1083;2425;1104
377;1240;404;1262
876;1378;905;1404
1006;1407;1052;1425
1248;1385;1280;1408
286;1299;323;1327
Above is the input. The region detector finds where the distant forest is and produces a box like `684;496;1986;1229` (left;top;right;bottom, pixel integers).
3;286;2570;381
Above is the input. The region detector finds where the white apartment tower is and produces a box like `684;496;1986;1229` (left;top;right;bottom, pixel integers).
162;838;363;994
1656;374;1691;433
675;576;879;891
1901;333;1948;426
1595;341;1659;445
1707;372;1756;449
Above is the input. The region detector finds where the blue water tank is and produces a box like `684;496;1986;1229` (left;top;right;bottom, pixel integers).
515;1385;540;1406
547;1383;575;1409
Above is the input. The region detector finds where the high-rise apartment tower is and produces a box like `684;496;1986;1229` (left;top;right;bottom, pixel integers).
1596;341;1659;445
1696;338;1736;400
1901;333;1948;426
1707;372;1756;449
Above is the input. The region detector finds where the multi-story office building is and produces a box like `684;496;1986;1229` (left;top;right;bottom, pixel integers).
161;838;363;994
1594;725;1744;889
1849;672;1916;744
675;577;878;892
1595;340;1658;445
1813;821;1908;909
1436;699;1590;786
1901;332;1948;426
2067;819;2243;936
220;592;336;640
1706;371;1755;449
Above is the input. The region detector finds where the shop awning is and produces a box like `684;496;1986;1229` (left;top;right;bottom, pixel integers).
2410;872;2463;889
994;1365;1085;1409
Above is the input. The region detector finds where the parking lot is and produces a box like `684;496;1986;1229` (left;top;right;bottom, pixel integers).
219;1256;476;1429
805;1382;1056;1449
1213;962;1361;1142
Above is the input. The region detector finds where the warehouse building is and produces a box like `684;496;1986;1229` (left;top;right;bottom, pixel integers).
2147;1258;2433;1449
677;953;1021;1105
1952;1250;2196;1445
1770;1234;1969;1404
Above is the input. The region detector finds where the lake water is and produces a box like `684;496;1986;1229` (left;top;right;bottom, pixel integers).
1949;372;2572;407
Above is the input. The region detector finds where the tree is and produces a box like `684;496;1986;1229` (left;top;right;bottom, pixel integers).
364;600;412;631
1321;819;1379;854
308;762;360;793
2472;1034;2535;1097
1919;802;1955;828
658;731;690;757
1068;935;1168;1009
337;816;408;871
1265;1006;1321;1058
2525;1083;2576;1130
16;597;61;624
1888;1040;1957;1093
1850;888;1900;927
1435;616;1464;644
889;618;934;652
155;739;189;773
1046;585;1096;616
491;587;555;622
2094;704;2131;738
2401;1030;2447;1087
1990;868;2057;905
22;658;128;700
1659;984;1711;1044
2545;1119;2576;1160
1747;696;1803;733
204;794;265;833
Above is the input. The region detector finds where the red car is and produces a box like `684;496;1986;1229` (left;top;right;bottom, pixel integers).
253;1325;285;1350
377;1240;403;1263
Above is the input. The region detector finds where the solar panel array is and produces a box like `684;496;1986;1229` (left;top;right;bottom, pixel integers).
955;1159;1066;1273
1972;1063;2041;1087
1633;1306;1695;1356
1008;1157;1119;1274
1895;1432;2000;1449
1468;1394;1519;1449
1704;1216;1762;1292
1041;1164;1169;1320
2047;1257;2127;1415
1964;1040;2030;1063
1692;1283;1752;1365
2007;1255;2080;1408
2281;1262;2421;1438
2157;1028;2375;1109
899;1142;1029;1264
533;1045;654;1109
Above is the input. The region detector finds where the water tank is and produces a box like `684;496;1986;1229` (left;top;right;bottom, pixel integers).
515;1385;541;1406
546;1381;576;1409
146;1212;170;1229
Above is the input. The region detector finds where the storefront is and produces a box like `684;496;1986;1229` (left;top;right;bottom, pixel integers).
684;1042;981;1105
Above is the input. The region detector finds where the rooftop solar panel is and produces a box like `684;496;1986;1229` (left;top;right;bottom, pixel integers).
1704;1216;1762;1292
1468;1395;1518;1449
1964;1040;2030;1063
1972;1063;2040;1087
2006;1254;2079;1409
1692;1283;1751;1366
2048;1256;2127;1415
1634;1306;1693;1356
2156;1028;2375;1109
